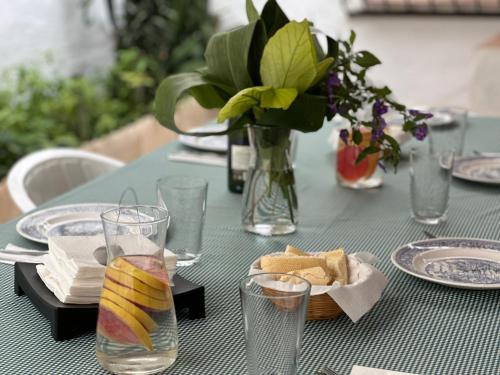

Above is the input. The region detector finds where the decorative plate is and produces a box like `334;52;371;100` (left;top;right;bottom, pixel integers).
391;238;500;289
178;123;228;153
453;156;500;184
16;203;117;244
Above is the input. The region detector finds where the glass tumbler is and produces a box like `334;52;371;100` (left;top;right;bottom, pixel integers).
240;273;311;375
427;107;468;157
96;205;178;375
410;148;454;225
157;175;208;266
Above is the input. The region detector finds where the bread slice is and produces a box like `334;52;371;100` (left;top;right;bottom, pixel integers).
260;255;327;274
284;245;310;257
319;248;349;285
281;266;332;285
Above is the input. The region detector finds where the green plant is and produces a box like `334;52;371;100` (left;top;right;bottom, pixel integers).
154;0;430;169
0;53;152;179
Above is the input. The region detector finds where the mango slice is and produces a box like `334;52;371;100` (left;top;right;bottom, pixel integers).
104;277;171;311
98;298;153;351
100;288;157;332
105;266;167;300
114;257;168;290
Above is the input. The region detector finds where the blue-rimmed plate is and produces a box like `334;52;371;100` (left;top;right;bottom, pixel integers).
453;156;500;185
391;238;500;289
16;203;117;244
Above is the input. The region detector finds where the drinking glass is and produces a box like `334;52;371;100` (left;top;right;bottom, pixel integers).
157;175;208;266
240;273;311;375
96;205;178;375
410;148;454;224
427;107;468;157
336;128;382;189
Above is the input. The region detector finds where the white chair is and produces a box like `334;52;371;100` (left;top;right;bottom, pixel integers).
7;148;125;212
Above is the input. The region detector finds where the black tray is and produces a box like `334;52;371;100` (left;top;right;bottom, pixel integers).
14;262;205;341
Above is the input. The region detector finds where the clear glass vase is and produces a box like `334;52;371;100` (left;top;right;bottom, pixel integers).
242;126;298;236
96;205;178;375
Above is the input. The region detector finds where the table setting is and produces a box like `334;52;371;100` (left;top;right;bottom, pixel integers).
1;1;499;374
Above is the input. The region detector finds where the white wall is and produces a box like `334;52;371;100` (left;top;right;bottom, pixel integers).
0;1;115;77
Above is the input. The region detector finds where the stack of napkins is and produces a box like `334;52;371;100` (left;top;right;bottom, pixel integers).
36;235;176;304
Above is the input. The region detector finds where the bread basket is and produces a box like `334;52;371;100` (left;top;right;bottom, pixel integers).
249;253;362;321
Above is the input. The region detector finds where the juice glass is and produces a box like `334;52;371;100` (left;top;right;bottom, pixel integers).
96;205;178;375
336;129;382;189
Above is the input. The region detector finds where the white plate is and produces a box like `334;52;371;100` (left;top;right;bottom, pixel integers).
178;122;228;152
391;238;500;289
453;156;500;185
16;203;117;244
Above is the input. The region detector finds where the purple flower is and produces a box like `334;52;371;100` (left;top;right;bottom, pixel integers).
414;123;428;141
339;129;349;145
373;100;388;116
327;72;341;88
328;101;337;114
371;117;387;142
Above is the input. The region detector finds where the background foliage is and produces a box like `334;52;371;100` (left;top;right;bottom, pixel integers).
0;0;217;179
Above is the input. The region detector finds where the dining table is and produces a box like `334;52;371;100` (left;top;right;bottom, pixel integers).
0;116;499;375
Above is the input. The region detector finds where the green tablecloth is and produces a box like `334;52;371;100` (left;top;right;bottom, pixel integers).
0;118;499;375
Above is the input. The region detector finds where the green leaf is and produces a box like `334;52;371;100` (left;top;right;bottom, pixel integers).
355;51;381;68
154;72;240;136
352;129;362;145
349;30;356;45
260;20;317;93
311;57;334;86
217;86;298;122
261;0;289;37
258;93;326;132
247;20;267;85
204;21;259;92
246;0;259;22
326;36;339;59
189;84;227;109
355;145;379;164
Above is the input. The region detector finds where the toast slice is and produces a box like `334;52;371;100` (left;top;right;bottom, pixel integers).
284;245;310;257
319;248;349;285
281;266;332;285
260;255;327;274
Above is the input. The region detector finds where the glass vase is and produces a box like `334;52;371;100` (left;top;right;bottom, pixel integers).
96;205;178;375
242;126;297;236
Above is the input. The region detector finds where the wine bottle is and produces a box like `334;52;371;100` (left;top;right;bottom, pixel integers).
227;127;251;193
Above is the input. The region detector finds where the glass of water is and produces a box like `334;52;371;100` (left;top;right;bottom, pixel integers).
410;148;454;225
240;273;311;375
427;107;468;157
157;175;208;266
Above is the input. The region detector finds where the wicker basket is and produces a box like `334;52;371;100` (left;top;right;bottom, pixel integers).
262;286;343;321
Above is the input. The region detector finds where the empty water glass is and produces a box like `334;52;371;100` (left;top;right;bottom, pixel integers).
427;107;468;157
410;148;454;225
240;273;311;375
157;176;208;266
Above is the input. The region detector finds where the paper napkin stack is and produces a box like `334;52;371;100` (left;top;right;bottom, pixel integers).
37;235;176;304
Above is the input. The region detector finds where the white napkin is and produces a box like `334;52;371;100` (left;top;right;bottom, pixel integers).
168;150;227;167
0;243;47;265
249;252;388;323
351;365;418;375
327;255;388;322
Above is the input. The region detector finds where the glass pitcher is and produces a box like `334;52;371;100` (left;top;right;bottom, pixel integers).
96;205;178;375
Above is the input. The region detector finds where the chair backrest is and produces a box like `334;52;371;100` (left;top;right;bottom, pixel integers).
7;148;125;212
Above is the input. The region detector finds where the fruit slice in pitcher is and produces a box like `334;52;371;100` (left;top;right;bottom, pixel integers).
97;298;153;351
114;256;169;290
106;267;167;300
100;288;157;332
337;145;379;181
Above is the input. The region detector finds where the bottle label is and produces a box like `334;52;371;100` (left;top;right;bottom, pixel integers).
231;145;251;171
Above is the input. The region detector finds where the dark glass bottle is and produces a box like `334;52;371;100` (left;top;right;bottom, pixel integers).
227;127;251;193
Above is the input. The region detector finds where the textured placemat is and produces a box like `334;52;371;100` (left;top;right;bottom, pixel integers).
0;118;499;374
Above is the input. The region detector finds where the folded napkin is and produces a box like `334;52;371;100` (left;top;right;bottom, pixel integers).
37;235;177;304
0;243;47;265
168;149;227;167
351;365;418;375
